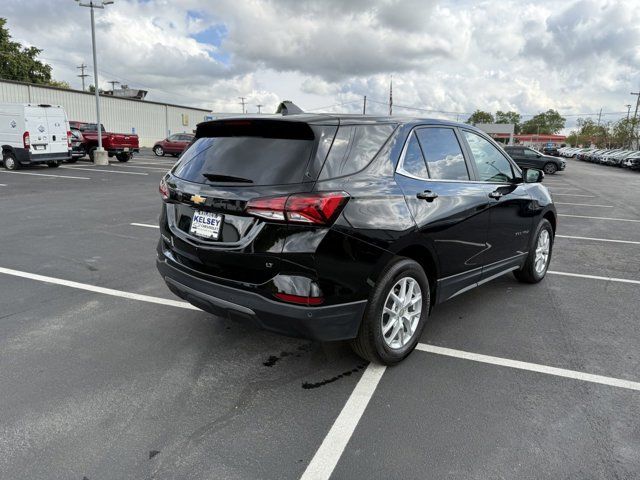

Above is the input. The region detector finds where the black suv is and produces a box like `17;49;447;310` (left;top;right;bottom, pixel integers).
157;116;556;364
504;146;565;174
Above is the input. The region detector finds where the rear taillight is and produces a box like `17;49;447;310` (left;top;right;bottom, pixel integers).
67;131;72;148
246;192;349;225
159;178;170;200
274;292;324;305
23;131;30;148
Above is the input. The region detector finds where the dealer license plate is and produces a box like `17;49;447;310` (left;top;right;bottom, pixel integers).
123;147;130;152
190;210;222;240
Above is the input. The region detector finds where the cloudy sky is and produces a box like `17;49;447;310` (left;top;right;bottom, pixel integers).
3;0;640;129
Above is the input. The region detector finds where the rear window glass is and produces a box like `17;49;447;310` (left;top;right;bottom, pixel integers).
173;121;322;186
319;124;395;179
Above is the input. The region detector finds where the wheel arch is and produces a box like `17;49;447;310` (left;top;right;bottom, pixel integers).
393;244;439;308
542;209;556;235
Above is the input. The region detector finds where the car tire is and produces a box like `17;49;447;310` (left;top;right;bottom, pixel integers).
514;219;554;284
47;161;60;168
116;153;131;162
88;147;96;163
66;157;78;163
2;152;19;170
543;163;558;174
154;146;164;156
350;257;430;365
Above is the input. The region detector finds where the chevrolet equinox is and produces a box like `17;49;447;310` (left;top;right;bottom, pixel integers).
156;116;556;364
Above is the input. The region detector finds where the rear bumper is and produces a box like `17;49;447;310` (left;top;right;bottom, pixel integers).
107;148;139;155
156;253;367;342
16;150;71;164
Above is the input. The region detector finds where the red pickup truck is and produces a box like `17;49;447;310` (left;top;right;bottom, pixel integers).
69;121;139;162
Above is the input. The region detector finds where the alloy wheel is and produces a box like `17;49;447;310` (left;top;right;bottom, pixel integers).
534;229;551;275
381;276;422;349
4;156;15;170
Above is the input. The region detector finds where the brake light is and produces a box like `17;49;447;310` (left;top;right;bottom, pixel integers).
274;292;324;305
23;131;30;148
67;130;72;148
159;178;170;200
245;192;349;225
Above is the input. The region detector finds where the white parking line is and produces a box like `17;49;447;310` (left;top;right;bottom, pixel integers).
551;193;596;198
555;202;613;208
300;363;386;480
114;165;171;172
556;235;640;245
548;270;640;285
0;171;90;180
0;266;198;310
61;166;148;176
0;183;6;186
416;344;640;391
558;214;640;223
130;222;159;229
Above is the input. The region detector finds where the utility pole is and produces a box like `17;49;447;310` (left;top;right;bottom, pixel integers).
256;104;263;114
626;104;632;149
631;91;640;149
363;95;367;115
76;0;113;165
108;80;120;93
596;107;602;126
77;63;89;91
388;76;393;116
238;97;247;114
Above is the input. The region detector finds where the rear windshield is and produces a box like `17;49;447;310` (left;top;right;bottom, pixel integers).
173;120;320;186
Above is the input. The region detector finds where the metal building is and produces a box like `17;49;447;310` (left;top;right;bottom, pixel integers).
0;79;211;147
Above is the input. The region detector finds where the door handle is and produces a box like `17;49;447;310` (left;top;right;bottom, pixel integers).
489;190;503;199
416;190;438;202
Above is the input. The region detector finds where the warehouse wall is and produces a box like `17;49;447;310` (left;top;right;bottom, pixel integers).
0;80;211;147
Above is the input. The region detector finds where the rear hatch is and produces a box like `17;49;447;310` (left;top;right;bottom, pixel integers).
24;106;50;154
44;107;69;155
162;118;337;284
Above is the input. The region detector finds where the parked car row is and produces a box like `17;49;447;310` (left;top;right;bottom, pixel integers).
559;147;640;170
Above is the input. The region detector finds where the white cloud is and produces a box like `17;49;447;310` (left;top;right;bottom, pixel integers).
2;0;639;128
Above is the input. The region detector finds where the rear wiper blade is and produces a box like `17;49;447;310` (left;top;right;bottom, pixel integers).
202;173;253;183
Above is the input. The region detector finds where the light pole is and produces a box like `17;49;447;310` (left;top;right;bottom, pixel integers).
76;0;113;165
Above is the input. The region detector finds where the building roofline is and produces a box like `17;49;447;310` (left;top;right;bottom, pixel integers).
0;78;211;113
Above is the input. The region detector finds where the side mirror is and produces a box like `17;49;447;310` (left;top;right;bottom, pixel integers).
524;168;544;183
536;154;542;158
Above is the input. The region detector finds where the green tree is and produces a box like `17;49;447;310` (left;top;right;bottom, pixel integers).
466;110;494;124
567;117;615;147
0;17;66;87
520;109;566;134
495;110;521;134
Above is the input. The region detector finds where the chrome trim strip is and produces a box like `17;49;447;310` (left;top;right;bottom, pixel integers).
446;265;520;300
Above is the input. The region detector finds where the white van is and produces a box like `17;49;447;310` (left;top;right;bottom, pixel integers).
0;103;71;170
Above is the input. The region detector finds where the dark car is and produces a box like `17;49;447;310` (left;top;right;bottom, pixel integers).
153;133;194;157
67;128;85;162
504;146;565;174
156;116;556;364
542;146;559;156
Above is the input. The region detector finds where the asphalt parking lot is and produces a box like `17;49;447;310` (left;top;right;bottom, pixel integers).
1;151;639;479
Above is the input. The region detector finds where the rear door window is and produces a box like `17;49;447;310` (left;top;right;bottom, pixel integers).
318;124;395;180
173;120;319;186
414;128;469;181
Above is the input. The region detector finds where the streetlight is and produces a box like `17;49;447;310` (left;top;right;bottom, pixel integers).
75;0;114;165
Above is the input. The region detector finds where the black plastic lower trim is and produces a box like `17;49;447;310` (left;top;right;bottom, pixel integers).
157;256;367;342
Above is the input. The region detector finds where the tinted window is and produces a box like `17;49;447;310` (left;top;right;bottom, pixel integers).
415;128;469;180
319;124;395;179
463;130;515;183
168;134;180;141
174;136;315;186
524;149;539;157
399;132;428;178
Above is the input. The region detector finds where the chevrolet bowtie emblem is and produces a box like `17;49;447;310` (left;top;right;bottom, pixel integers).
190;194;206;205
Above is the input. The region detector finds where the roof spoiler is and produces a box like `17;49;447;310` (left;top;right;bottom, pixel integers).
276;101;304;116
